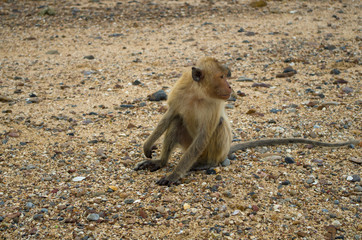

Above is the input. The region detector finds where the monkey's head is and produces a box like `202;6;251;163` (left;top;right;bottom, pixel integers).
192;57;232;100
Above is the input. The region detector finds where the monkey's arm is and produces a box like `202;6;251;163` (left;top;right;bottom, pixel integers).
143;109;175;158
157;127;211;186
228;138;359;157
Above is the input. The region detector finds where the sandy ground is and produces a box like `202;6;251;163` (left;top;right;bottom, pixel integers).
0;0;361;239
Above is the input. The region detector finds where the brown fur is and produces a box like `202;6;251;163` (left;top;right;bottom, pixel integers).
135;57;232;185
135;57;359;186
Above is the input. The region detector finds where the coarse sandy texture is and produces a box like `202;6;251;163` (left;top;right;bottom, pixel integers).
0;0;361;239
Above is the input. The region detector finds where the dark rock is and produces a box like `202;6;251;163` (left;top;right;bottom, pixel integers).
330;69;341;75
132;80;142;85
352;175;361;182
285;157;295;164
148;90;167;101
333;79;348;84
124;199;134;204
324;45;337;50
270;108;282;114
252;83;271;88
84;55;95;60
245;32;256;36
33;214;43;220
237;27;245;33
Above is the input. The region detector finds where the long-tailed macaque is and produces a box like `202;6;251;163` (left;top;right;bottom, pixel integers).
135;57;359;186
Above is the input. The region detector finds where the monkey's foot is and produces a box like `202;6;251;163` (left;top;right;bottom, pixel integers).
134;160;164;172
156;173;181;186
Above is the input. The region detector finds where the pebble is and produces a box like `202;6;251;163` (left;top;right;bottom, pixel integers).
306;178;314;184
0;216;3;222
252;82;271;88
26;202;35;208
84;55;95;60
332;220;341;227
46;50;59;55
33;214;43;220
284;157;295;164
148;90;167;101
124;199;134;204
183;203;191;210
342;87;353;94
237;27;244;32
221;158;230;167
236;76;253;82
87;213;100;221
270;108;282;114
355;185;362;192
330;69;341;75
333;79;348;84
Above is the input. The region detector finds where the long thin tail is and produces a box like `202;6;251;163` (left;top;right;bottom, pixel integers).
228;138;359;155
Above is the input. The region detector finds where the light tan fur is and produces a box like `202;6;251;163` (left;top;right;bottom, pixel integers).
135;57;232;185
135;57;359;186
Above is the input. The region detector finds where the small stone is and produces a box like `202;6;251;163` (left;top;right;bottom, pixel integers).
252;83;271;88
183;203;191;210
355;185;362;192
124;199;134;204
330;69;341;75
43;176;52;181
249;0;267;8
215;175;222;180
84;55;95;60
324;45;337;50
139;209;148;219
332;220;341;227
26;202;35;208
87;213;100;221
148;90;167;101
284;157;295;164
221;158;230;167
8;131;20;138
251;205;259;212
306;178;314;184
236;76;253;82
132;79;142;85
0;95;14;102
281;180;291;185
270;108;282;114
342;87;353;94
33;214;43;220
245;31;256;36
237;27;244;33
46;50;59;55
351;175;361;182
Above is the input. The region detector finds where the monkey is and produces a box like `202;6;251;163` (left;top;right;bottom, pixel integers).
135;57;359;186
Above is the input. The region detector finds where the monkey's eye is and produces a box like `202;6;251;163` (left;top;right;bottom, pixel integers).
220;75;225;79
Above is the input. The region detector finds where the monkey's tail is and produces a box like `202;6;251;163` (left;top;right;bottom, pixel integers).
228;138;359;156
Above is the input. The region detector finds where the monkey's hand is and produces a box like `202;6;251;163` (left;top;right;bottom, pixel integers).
143;144;157;158
134;160;163;172
156;173;181;186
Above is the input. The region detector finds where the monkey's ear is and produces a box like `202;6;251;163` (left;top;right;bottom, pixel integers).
224;65;231;77
192;67;204;82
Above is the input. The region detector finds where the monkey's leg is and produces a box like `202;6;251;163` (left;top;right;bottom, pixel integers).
143;109;175;158
135;117;182;172
156;128;210;186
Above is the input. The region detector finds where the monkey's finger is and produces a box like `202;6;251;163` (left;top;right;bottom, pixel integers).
156;177;170;186
149;165;161;172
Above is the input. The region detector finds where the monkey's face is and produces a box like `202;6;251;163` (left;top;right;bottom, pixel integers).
192;63;232;100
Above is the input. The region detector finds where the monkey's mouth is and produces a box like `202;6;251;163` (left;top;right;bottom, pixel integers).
220;94;231;100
